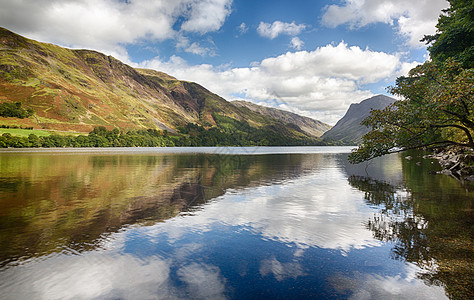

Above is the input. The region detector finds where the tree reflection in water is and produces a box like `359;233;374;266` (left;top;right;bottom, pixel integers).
348;174;473;299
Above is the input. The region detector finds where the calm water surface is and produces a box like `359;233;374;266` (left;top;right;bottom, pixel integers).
0;147;472;299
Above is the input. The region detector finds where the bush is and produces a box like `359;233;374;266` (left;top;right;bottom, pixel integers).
0;102;34;118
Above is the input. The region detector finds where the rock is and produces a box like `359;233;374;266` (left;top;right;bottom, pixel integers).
416;162;422;166
430;147;474;182
438;169;453;176
460;166;474;177
449;161;461;171
405;156;412;160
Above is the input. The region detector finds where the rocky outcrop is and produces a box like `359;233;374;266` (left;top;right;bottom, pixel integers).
429;147;474;181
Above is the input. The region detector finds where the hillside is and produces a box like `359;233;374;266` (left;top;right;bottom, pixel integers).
321;95;396;145
232;100;332;137
0;27;323;145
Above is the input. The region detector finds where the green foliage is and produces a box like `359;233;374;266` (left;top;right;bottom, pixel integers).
0;127;176;148
0;119;327;148
0;102;34;118
350;0;474;164
422;0;474;68
175;114;324;147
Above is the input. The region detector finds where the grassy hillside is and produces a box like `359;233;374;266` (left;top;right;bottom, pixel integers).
232;100;332;137
0;27;194;132
0;27;326;145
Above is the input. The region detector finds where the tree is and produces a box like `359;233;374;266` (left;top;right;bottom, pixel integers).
0;102;34;118
349;0;473;164
422;0;474;68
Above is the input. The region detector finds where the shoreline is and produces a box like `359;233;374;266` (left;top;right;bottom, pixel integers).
428;147;474;182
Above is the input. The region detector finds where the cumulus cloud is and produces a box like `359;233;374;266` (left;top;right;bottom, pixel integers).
180;0;232;34
176;34;214;56
321;0;449;47
141;42;411;124
257;21;306;39
0;0;232;61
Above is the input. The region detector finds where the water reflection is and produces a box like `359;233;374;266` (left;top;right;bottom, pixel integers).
348;152;473;299
328;271;448;299
0;151;328;266
0;148;468;299
259;257;306;281
159;167;380;251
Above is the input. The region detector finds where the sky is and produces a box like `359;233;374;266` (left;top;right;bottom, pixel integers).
0;0;449;125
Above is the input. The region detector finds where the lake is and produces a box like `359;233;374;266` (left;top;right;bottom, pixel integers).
0;147;472;299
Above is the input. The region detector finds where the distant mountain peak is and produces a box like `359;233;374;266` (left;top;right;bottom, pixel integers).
321;95;396;145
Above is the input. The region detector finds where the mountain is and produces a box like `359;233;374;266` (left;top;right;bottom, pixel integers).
0;27;325;144
232;100;332;137
321;95;396;145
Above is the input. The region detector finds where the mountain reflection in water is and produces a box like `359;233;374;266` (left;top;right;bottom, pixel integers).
0;147;471;299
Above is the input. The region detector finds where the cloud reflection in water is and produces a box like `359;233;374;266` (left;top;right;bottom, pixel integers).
0;151;452;299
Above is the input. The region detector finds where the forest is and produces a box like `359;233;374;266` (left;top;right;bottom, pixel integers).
0;122;325;148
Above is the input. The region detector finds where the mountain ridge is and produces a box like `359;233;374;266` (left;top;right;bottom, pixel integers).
232;100;332;137
321;94;397;145
0;27;325;144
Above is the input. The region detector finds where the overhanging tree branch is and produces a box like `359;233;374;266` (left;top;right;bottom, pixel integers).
430;124;474;147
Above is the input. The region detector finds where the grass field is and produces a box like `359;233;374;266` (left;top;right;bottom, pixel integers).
0;128;52;137
0;128;89;137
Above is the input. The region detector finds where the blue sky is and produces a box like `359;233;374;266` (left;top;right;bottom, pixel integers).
0;0;449;124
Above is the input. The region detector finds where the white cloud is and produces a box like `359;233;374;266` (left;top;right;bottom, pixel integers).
0;0;233;61
257;21;306;39
176;34;212;56
321;0;449;47
142;42;410;124
180;0;232;34
237;22;249;34
395;61;422;79
290;37;304;50
187;42;210;56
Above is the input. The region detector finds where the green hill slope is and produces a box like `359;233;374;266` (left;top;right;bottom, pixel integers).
0;27;324;145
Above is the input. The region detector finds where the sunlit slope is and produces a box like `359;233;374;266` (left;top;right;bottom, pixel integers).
0;27;324;142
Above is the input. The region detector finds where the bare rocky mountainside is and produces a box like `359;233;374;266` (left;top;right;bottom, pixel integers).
321;95;397;145
232;100;332;137
0;27;329;143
